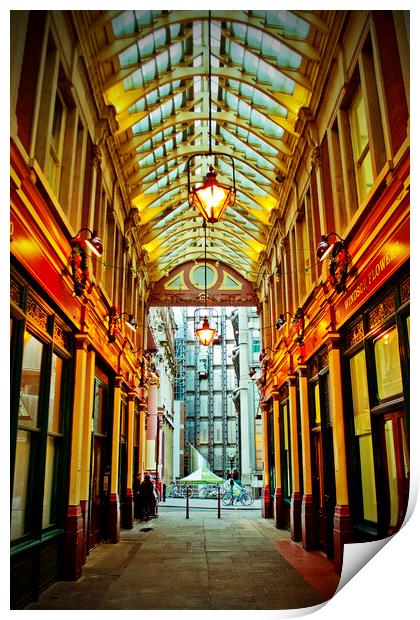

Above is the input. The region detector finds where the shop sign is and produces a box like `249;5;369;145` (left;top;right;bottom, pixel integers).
336;217;409;326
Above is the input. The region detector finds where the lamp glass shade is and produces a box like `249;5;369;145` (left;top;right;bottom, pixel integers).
125;315;137;332
85;235;103;257
195;316;216;346
191;167;233;223
316;238;334;261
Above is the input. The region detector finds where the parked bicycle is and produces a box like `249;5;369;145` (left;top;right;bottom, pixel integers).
222;486;253;506
166;483;187;498
198;484;220;499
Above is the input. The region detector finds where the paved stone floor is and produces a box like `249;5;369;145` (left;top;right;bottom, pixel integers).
26;503;339;611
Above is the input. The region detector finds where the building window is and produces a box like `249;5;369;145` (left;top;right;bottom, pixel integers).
42;353;65;528
45;89;66;196
374;327;403;400
349;349;377;523
11;320;69;542
349;86;373;204
344;275;410;536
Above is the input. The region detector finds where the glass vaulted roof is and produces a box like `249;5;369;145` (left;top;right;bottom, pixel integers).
94;10;327;281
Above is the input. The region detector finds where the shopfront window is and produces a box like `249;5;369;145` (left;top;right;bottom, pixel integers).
374;327;403;400
11;430;32;540
384;419;398;528
344;276;410;536
350;349;377;523
42;353;65;528
11;286;72;544
19;332;43;428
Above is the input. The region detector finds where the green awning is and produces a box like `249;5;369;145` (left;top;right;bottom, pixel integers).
179;465;224;485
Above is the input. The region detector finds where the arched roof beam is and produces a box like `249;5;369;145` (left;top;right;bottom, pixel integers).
106;65;306;118
119;111;292;159
144;223;263;260
132;178;275;221
96;11;321;64
220;26;313;93
141;204;266;244
127;146;278;188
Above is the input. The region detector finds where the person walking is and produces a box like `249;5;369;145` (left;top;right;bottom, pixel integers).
133;473;142;520
139;474;155;521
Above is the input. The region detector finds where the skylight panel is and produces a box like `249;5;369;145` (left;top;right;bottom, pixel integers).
150;108;162;127
243;50;258;75
134;10;155;26
170;41;183;66
139;33;156;59
124;68;144;91
119;44;140;69
155;51;169;76
112;11;136;36
133;116;151;135
229;40;244;66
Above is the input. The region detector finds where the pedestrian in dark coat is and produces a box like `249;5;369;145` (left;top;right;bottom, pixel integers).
133;473;142;520
139;474;155;521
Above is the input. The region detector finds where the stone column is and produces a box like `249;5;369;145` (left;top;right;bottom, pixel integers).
297;364;316;549
108;375;122;543
63;334;89;580
327;334;352;573
138;401;147;477
272;392;283;528
289;375;302;541
260;401;272;518
145;377;159;472
121;389;136;529
79;346;95;564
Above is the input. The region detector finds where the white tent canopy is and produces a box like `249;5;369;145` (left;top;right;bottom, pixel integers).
179;465;224;485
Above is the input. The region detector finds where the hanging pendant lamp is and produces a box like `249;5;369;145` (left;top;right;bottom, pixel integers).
195;220;216;346
187;10;236;223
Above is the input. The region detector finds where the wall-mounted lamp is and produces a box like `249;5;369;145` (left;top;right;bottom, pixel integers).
73;228;103;257
276;312;294;330
276;307;305;345
70;228;103;296
249;366;258;379
317;232;350;293
259;346;276;362
108;306;137;343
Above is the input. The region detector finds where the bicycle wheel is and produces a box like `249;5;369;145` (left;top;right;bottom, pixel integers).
199;487;208;499
240;492;253;506
222;491;233;506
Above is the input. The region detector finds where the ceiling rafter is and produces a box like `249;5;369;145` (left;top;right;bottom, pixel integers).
141;205;266;245
220;27;313;93
96;11;321;64
144;220;262;257
118;111;293;159
132;176;275;218
105;65;307;116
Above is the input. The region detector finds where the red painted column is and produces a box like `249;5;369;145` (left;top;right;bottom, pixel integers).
288;375;302;541
261;401;273;518
63;505;84;580
327;335;352;574
297;364;316;550
63;334;89;580
108;376;123;543
272;392;283;529
121;390;136;530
